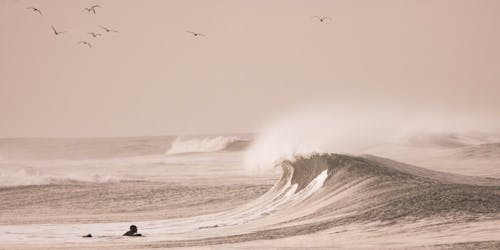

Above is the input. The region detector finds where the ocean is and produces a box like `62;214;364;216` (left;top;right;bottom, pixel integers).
0;135;499;249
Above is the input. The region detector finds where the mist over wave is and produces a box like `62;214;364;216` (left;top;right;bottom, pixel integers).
244;104;500;172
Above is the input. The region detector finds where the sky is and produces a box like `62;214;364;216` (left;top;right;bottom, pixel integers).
0;0;499;137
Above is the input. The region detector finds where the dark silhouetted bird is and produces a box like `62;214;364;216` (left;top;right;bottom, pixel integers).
100;26;119;33
78;41;92;48
186;31;205;37
27;7;42;16
51;26;67;35
311;16;332;23
88;32;102;38
83;5;101;14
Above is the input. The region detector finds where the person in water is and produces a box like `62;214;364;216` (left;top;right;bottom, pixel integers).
123;225;142;237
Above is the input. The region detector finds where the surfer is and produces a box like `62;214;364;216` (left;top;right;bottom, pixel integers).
123;225;142;237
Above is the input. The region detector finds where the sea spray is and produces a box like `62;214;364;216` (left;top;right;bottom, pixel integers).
244;103;500;172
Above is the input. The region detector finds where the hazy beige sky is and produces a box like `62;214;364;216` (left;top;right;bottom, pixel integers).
1;0;499;137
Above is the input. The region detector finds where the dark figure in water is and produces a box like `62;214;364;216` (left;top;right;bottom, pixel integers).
123;225;142;237
82;234;92;238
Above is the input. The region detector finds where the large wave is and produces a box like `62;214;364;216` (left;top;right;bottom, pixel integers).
165;136;249;155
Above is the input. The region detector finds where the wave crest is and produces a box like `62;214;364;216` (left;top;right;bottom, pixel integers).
166;136;248;155
0;167;121;187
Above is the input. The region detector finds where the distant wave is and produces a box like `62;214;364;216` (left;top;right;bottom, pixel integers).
449;143;500;159
0;167;121;187
165;136;249;155
402;132;500;148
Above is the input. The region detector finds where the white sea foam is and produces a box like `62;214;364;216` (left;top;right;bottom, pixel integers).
0;166;121;187
0;168;328;244
0;148;243;187
165;136;245;155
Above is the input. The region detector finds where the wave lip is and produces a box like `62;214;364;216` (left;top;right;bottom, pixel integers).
165;136;249;155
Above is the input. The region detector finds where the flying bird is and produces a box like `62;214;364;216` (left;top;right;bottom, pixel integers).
186;31;205;37
100;26;119;33
88;32;102;38
83;5;101;14
26;7;42;16
78;41;92;48
51;26;67;35
311;16;332;23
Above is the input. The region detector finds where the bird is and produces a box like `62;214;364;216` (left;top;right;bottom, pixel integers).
83;5;101;14
100;26;119;33
78;41;92;48
51;26;67;35
311;16;332;23
88;32;102;38
26;7;42;16
186;31;205;37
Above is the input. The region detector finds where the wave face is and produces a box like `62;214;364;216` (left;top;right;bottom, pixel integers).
272;153;499;223
165;136;249;155
154;153;498;247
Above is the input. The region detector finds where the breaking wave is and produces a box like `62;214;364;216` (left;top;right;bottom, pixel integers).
270;153;499;220
165;136;249;155
0;167;121;187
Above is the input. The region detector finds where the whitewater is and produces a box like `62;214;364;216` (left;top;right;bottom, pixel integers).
0;132;499;249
